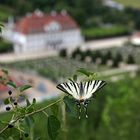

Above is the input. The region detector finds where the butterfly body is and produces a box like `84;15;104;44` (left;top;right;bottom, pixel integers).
57;80;106;119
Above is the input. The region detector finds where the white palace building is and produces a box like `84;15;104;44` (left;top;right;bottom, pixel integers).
2;10;84;54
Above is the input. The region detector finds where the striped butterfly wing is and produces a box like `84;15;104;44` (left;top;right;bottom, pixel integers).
83;80;107;99
56;82;80;100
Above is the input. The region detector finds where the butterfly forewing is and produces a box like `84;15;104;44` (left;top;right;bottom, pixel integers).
56;82;80;100
57;80;106;100
83;80;106;99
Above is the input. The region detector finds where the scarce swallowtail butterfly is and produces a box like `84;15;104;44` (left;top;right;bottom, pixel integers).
57;80;107;119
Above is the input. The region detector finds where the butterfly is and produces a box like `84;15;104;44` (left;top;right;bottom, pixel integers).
56;80;107;119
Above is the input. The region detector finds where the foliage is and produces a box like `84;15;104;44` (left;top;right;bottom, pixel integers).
1;67;140;139
59;48;67;58
0;68;103;140
0;39;13;53
112;58;119;67
115;0;140;9
115;52;123;62
0;23;4;33
83;26;131;40
71;47;83;59
105;51;113;60
0;5;15;21
124;7;140;30
0;0;139;32
48;115;61;140
127;54;135;64
112;52;123;67
0;69;61;140
96;76;140;140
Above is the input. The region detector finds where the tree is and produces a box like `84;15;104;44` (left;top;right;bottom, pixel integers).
59;48;67;58
101;54;107;65
112;58;119;68
71;47;82;59
94;51;102;58
115;52;123;62
0;39;13;53
127;54;135;64
105;51;112;60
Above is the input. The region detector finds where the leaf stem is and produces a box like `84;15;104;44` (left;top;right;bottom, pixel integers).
42;111;49;117
0;97;63;134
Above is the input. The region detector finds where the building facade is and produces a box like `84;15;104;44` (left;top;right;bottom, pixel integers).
3;10;84;54
131;32;140;46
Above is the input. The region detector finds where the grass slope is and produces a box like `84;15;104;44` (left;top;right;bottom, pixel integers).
115;0;140;9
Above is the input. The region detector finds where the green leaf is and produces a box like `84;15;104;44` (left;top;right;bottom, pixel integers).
0;24;4;33
26;99;36;113
0;120;9;124
26;106;34;113
51;104;59;116
63;96;77;117
19;85;32;92
4;98;10;105
48;115;61;140
77;68;90;76
7;81;17;88
25;116;34;128
77;68;96;77
73;74;77;82
1;69;8;75
8;136;14;140
35;137;41;140
26;99;31;107
0;23;4;27
17;107;26;114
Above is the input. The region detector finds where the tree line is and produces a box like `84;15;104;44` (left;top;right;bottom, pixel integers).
1;0;140;30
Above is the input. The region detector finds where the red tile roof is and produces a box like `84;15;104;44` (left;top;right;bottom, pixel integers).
14;11;79;34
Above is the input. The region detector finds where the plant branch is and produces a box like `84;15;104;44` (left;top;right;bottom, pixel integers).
0;97;63;135
42;111;49;117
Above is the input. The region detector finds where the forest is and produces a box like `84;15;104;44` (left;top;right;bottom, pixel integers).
0;0;140;30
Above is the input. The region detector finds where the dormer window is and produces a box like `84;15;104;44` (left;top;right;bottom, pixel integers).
44;21;61;32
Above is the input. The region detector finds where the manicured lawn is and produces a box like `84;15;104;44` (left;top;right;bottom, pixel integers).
82;26;130;40
115;0;140;9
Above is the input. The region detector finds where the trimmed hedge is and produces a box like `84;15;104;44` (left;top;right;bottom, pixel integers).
0;39;13;53
82;26;131;40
